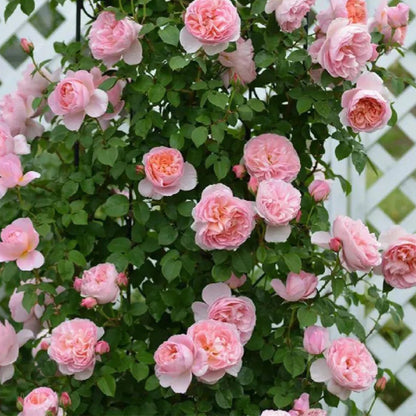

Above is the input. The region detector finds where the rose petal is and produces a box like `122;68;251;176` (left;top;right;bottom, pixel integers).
201;283;231;305
17;328;34;347
63;112;86;131
0;364;14;384
203;42;229;55
265;224;292;243
311;231;331;249
180;162;197;191
16;250;44;271
85;89;108;118
19;171;40;187
310;358;332;383
179;27;203;53
192;301;209;321
123;39;143;65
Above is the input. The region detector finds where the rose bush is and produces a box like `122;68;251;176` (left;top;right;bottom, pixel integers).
0;0;413;415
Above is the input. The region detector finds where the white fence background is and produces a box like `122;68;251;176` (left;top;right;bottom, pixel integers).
0;0;416;415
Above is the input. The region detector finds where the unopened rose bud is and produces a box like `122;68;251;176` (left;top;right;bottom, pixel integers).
117;272;128;287
295;210;302;223
232;164;246;179
95;340;110;355
73;277;82;292
16;397;24;411
375;376;387;393
135;164;145;175
224;273;246;289
308;179;331;202
40;339;50;351
20;38;34;54
248;176;258;194
329;237;342;252
81;297;97;309
370;43;379;62
45;409;57;416
60;392;71;408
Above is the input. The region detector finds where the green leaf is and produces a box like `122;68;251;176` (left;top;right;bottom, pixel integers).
207;91;228;109
248;99;265;112
145;375;160;391
352;151;367;174
130;362;149;382
148;84;166;103
255;51;275;68
332;278;345;299
103;195;129;217
297;306;318;328
162;259;182;282
71;210;88;225
158;25;180;46
97;374;116;397
21;0;35;15
283;350;306;377
4;0;20;21
22;289;37;314
283;252;302;273
133;202;150;224
68;250;86;267
99;78;118;91
215;389;233;409
108;237;131;253
129;246;145;268
191;126;208;147
158;225;178;245
97;147;119;167
214;156;230;180
287;49;308;62
296;97;313;114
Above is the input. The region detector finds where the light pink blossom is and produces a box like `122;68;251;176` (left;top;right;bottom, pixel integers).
192;184;256;250
218;38;256;87
180;0;240;55
192;283;256;344
89;11;143;67
48;318;105;380
303;326;330;355
224;273;247;289
48;70;108;131
271;271;318;302
95;340;110;355
308;179;331;202
289;393;327;416
256;178;301;243
0;218;44;271
243;134;300;184
138;146;197;200
0;121;30;156
18;387;63;416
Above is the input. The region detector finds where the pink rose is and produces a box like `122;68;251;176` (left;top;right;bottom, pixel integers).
232;164;246;179
192;283;256;344
95;340;110;355
271;271;318;302
340;72;391;133
224;273;246;289
265;0;315;33
0;320;32;384
0;154;40;199
138;146;197;200
180;0;240;55
60;392;71;408
76;263;122;304
218;38;256;88
0;218;44;271
192;184;256;250
0;121;30;156
17;64;51;107
378;226;416;289
187;319;243;384
89;11;143;67
303;326;330;355
243;134;300;183
289;393;327;416
48;70;108;131
312;215;381;272
91;67;126;130
20;38;34;54
261;412;291;416
308;179;331;202
48;318;104;380
154;334;207;394
256;179;301;243
311;18;372;81
19;387;63;416
310;337;377;400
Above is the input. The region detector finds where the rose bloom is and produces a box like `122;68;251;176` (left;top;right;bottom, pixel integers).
303;326;330;355
48;70;108;131
138;146;197;200
0;121;30;156
265;0;315;33
48;318;105;380
154;334;207;394
243;134;300;183
256;179;301;243
0;320;32;384
312;215;381;272
0;218;44;271
89;11;143;67
74;263;122;304
218;38;256;88
378;225;416;289
187;319;243;384
180;0;240;55
0;154;40;199
192;184;256;250
311;337;377;400
310;18;373;81
290;393;327;416
19;387;64;416
261;412;291;416
271;271;318;302
308;179;331;202
340;72;391;133
192;283;256;345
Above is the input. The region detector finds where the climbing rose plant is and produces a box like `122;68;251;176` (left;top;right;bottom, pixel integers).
0;0;414;415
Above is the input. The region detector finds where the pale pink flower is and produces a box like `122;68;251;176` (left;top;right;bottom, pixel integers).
271;271;318;302
81;297;98;309
48;318;105;380
224;273;246;289
17;64;51;108
48;70;108;131
0;218;44;271
76;263;124;305
154;334;207;394
192;283;256;344
187;319;243;384
60;392;71;408
375;376;387;393
310;337;377;400
289;393;327;416
308;179;331;202
20;38;34;54
138;146;197;200
180;0;240;55
265;0;315;33
0;320;32;384
243;134;300;183
340;72;391;133
261;411;291;416
218;38;256;87
312;215;381;272
248;176;259;194
310;18;372;81
303;326;330;355
18;387;64;416
192;184;256;250
0;121;30;156
89;11;143;67
0;154;40;199
232;164;246;179
95;340;110;355
256;179;301;243
378;226;416;289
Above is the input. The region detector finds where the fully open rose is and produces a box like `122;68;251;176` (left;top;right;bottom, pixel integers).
18;387;63;416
